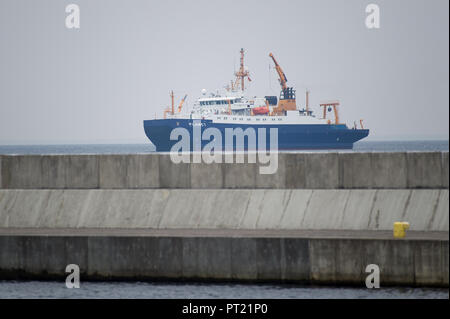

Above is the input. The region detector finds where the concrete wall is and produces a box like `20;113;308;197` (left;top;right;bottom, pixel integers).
0;189;447;231
0;152;447;287
0;235;447;286
0;152;448;189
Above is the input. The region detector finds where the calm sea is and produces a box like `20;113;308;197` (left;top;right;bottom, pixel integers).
0;281;447;299
0;140;448;154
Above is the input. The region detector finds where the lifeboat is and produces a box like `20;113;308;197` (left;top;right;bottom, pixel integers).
252;106;270;115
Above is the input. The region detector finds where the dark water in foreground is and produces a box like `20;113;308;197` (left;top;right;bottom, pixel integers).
0;281;447;299
0;140;448;155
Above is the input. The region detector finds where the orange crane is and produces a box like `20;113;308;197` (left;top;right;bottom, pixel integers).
177;94;187;113
269;53;288;90
269;53;296;114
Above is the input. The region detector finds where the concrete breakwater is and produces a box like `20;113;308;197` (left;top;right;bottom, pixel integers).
0;189;447;231
0;152;448;189
0;229;448;287
0;152;448;286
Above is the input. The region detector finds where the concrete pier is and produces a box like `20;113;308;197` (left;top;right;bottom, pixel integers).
0;152;448;286
0;152;448;189
0;229;447;286
0;189;447;231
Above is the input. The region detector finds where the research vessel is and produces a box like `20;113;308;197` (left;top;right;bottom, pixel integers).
143;49;369;151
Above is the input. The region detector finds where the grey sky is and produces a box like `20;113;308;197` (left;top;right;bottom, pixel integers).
0;0;448;144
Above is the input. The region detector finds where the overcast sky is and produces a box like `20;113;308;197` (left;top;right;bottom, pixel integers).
0;0;448;144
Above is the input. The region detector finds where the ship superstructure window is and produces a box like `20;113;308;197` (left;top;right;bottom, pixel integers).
200;100;232;105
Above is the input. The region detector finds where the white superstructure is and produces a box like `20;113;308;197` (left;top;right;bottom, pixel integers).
163;48;345;127
187;90;329;125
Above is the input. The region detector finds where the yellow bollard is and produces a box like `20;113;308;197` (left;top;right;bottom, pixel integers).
393;222;410;238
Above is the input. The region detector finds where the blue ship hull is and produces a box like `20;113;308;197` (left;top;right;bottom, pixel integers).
143;119;369;151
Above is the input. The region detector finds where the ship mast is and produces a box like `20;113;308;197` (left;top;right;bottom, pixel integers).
234;48;251;91
170;90;174;115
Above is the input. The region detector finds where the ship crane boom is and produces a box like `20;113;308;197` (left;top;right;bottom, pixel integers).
177;94;187;113
269;53;288;90
269;52;296;114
